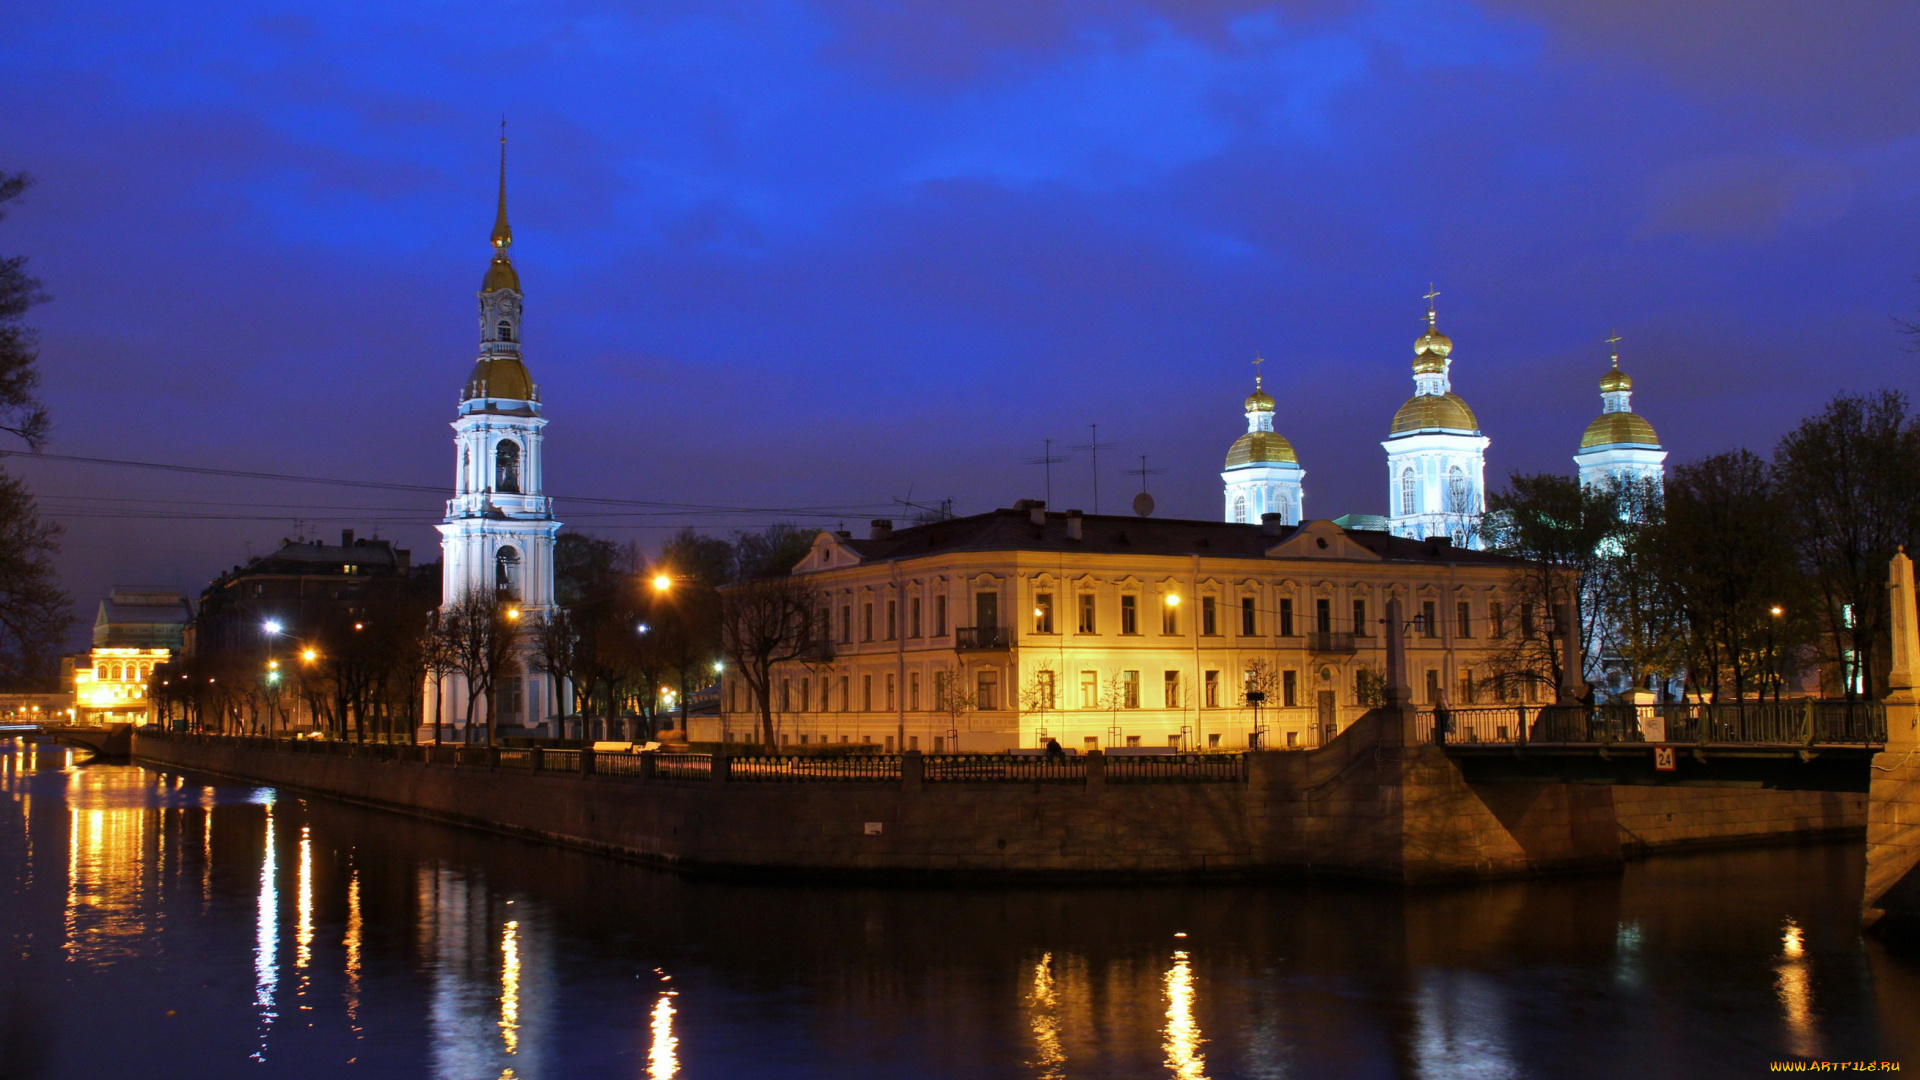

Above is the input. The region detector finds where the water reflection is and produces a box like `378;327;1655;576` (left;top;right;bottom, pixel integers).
1025;953;1065;1079
253;800;277;1061
0;750;1914;1078
1163;949;1208;1080
1777;917;1822;1059
648;987;678;1080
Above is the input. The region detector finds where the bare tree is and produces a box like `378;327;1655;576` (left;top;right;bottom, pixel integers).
529;607;580;738
719;574;826;750
438;590;524;746
1018;661;1059;742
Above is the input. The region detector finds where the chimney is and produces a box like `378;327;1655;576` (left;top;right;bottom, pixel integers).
1066;510;1083;541
1260;512;1283;536
1024;500;1048;526
341;529;355;548
869;519;893;540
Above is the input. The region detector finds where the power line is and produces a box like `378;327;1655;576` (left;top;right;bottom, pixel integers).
0;449;893;518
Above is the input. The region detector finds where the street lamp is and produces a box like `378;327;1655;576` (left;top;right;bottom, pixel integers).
301;649;318;663
1769;605;1785;703
652;574;673;593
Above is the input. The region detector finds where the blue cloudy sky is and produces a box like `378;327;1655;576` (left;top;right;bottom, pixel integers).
5;0;1920;610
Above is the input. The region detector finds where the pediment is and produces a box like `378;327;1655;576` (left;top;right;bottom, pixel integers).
1266;519;1383;562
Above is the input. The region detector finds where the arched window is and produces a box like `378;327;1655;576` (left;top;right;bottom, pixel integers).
1448;466;1467;514
1273;493;1289;523
496;546;521;596
495;440;521;494
497;319;513;342
1233;495;1247;523
1400;468;1417;516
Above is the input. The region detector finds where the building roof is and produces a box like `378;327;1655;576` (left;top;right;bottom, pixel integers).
823;507;1522;568
1389;391;1480;436
1224;430;1299;468
1580;411;1660;450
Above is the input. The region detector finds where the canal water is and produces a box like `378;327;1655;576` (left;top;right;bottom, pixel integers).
1;742;1915;1079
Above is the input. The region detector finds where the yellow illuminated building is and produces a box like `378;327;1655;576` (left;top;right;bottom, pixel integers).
74;647;170;724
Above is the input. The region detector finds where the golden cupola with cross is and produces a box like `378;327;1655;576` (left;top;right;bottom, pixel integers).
1222;358;1305;526
1381;289;1489;547
1574;336;1666;491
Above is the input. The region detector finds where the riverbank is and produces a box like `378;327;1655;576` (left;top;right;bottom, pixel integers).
132;721;1866;883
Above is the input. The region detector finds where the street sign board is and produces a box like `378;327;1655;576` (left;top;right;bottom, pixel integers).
1653;746;1676;772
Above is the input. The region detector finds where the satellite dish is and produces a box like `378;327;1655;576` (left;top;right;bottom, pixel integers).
1133;492;1155;517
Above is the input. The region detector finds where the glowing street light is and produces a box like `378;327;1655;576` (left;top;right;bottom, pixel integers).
301;649;318;663
263;620;283;635
636;622;651;635
712;660;724;674
506;608;522;621
651;574;673;593
1164;593;1181;607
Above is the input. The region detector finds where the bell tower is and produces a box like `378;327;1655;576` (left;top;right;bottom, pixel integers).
432;130;563;737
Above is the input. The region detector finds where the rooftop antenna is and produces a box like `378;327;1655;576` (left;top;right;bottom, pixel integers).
1125;454;1165;517
1023;438;1072;507
1072;424;1116;514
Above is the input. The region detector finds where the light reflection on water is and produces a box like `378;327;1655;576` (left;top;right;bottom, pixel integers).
0;742;1916;1078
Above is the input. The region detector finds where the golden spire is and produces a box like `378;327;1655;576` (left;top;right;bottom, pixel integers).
1413;284;1451;369
491;119;512;253
1600;330;1632;393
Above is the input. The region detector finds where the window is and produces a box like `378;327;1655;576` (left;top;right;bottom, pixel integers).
495;440;521;494
840;605;851;643
1204;670;1220;707
1422;600;1438;638
1233;495;1248;523
495;546;520;596
1079;671;1098;709
1120;595;1138;635
934;595;947;636
1353;599;1368;636
1125;735;1141;747
1401;468;1416;516
909;597;922;638
781;678;791;711
498;676;523;722
819;676;829;711
1241;596;1257;636
1202;597;1218;636
800;679;811;711
1078;593;1097;633
886;673;896;710
863;675;873;711
1458;668;1474;705
909;672;920;710
863;603;874;641
1208;733;1221;748
1161;599;1178;635
496;318;513;342
1121;670;1140;708
1279;598;1294;637
1282;669;1298;707
1273;493;1289;523
1490;601;1506;638
838;675;849;711
1034;593;1054;634
1457;601;1472;638
1163;670;1181;708
885;600;897;641
975;590;998;629
1425;669;1441;704
1084;736;1100;751
1032;669;1055;710
1315;598;1332;634
1521;603;1535;638
730;681;740;712
976;669;999;710
1448;466;1467;513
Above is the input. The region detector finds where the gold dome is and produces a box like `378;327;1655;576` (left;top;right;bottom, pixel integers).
482;257;521;293
464;356;535;402
1414;325;1452;360
1245;387;1275;412
1225;431;1298;468
1600;361;1631;393
1580;411;1659;450
1389;392;1479;436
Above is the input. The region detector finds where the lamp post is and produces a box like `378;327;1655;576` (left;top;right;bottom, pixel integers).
261;620;282;737
1769;605;1784;704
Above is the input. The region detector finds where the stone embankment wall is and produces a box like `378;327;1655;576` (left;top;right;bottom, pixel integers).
133;718;1865;883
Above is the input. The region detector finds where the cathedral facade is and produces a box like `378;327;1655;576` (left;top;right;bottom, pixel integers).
428;141;564;739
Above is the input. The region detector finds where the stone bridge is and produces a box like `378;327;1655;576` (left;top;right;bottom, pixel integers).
31;723;134;759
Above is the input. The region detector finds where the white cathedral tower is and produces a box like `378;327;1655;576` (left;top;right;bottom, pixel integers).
1382;294;1489;547
1573;343;1665;491
434;135;562;735
1221;363;1305;524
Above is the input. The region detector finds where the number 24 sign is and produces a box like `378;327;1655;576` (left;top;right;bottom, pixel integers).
1653;746;1677;772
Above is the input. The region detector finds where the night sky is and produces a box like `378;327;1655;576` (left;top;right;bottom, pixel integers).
5;0;1920;634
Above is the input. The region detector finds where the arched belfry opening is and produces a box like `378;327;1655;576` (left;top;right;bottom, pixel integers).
495;545;521;596
496;440;521;494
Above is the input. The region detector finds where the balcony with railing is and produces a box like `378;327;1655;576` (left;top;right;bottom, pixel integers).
1306;631;1355;654
955;626;1011;651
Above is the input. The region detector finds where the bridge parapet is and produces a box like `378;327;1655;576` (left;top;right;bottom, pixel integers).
1867;550;1920;935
